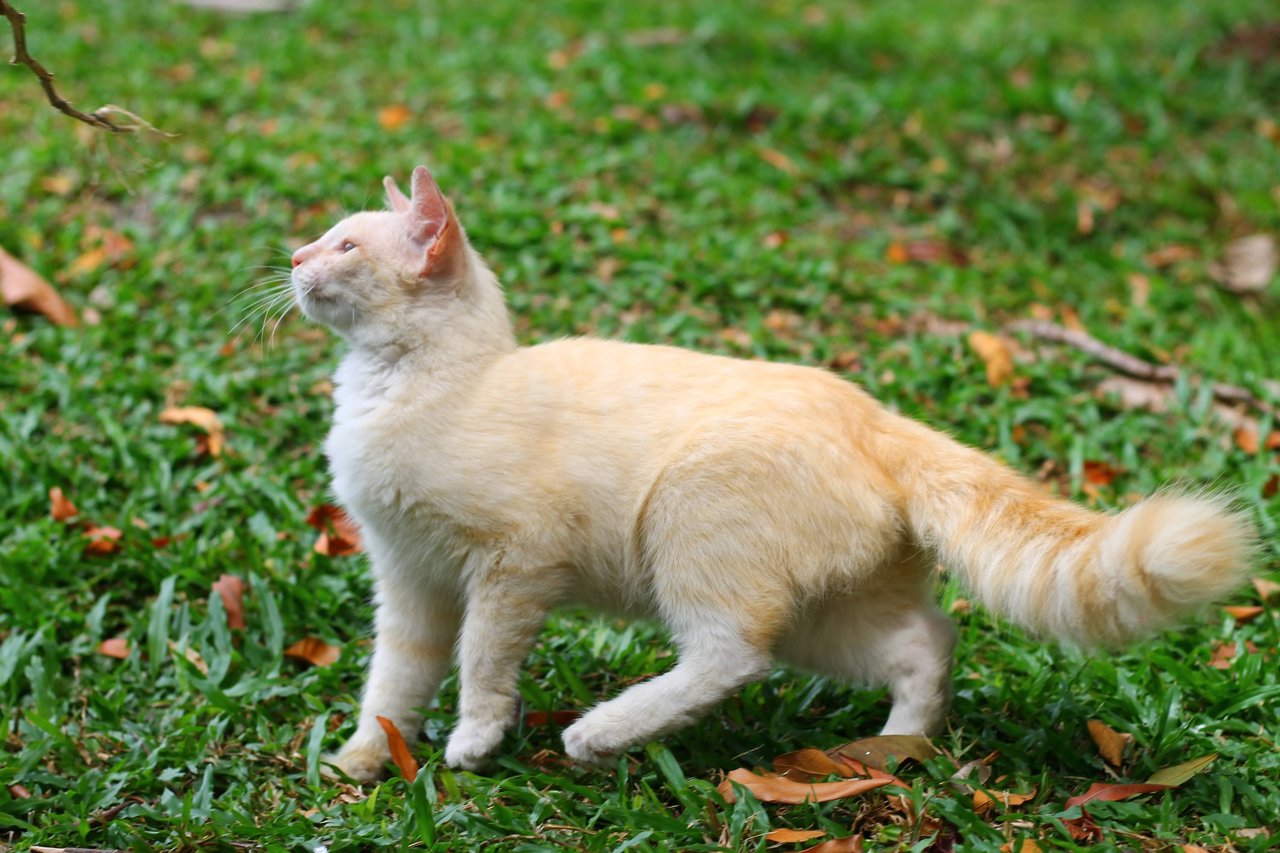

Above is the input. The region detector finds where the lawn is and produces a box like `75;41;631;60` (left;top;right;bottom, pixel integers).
1;0;1278;850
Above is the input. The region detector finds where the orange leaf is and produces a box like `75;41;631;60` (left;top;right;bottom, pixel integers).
973;787;1037;814
765;828;827;843
1208;639;1259;669
968;331;1014;386
523;709;581;727
0;246;78;326
1000;841;1041;853
1144;245;1196;267
1252;577;1280;604
49;486;79;521
1064;781;1171;810
158;406;226;457
211;573;246;630
376;715;419;779
1082;460;1120;486
887;239;968;267
773;748;851;781
1086;720;1132;766
7;783;31;799
1223;605;1265;624
84;526;123;555
307;504;363;556
717;768;891;804
97;637;130;659
758;147;799;176
378;104;412;131
284;637;341;667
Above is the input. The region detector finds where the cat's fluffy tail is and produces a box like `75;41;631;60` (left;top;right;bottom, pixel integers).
896;427;1255;647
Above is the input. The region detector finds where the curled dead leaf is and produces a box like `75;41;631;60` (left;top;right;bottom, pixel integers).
307;504;363;556
828;735;937;773
1064;781;1172;810
717;768;891;804
967;332;1014;386
1253;577;1280;604
158;406;226;457
764;829;827;843
377;104;412;131
211;573;246;630
773;748;851;781
800;835;864;853
284;637;341;668
758;147;799;176
1000;841;1041;853
1087;720;1132;767
376;715;419;779
0;246;78;326
84;526;123;555
49;487;78;521
973;786;1036;814
886;239;968;267
1209;639;1259;669
1223;605;1265;624
97;637;130;659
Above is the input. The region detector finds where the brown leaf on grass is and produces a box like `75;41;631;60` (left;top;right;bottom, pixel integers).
7;783;31;799
211;573;246;630
1144;245;1196;268
49;487;79;521
1234;424;1280;455
158;406;226;457
764;829;827;843
717;768;891;804
170;640;209;675
1223;605;1265;624
801;835;863;853
97;638;130;659
377;104;412;131
84;526;123;555
1181;845;1211;853
973;786;1036;814
1064;781;1172;810
828;735;937;773
376;715;419;779
1000;841;1041;853
1082;460;1120;486
1087;720;1132;766
1213;234;1276;294
284;637;341;668
773;748;851;781
886;239;968;267
0;246;78;326
1253;577;1280;604
758;147;799;176
1263;474;1278;499
523;709;581;727
967;332;1014;386
1209;639;1260;669
307;504;363;556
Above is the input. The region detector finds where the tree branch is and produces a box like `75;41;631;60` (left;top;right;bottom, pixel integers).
1;0;132;132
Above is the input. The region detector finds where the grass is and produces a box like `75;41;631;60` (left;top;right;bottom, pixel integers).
2;0;1278;850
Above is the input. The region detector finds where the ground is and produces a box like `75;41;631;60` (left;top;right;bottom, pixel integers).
1;0;1278;850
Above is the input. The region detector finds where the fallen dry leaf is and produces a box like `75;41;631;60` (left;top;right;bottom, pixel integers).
97;638;130;659
1215;234;1276;294
1234;425;1280;455
758;147;799;176
773;748;851;781
828;735;937;773
764;829;827;843
307;504;363;556
1223;605;1265;624
801;835;863;853
377;104;412;131
1082;460;1120;487
1087;720;1132;766
84;526;123;555
1147;753;1218;786
0;246;78;326
886;239;968;267
158;406;226;457
376;715;419;780
1253;577;1280;604
967;331;1015;386
7;783;31;799
973;786;1036;814
1065;781;1172;809
171;640;209;675
1209;639;1260;669
1145;244;1196;268
1001;841;1041;853
523;709;581;727
211;573;246;630
285;637;341;668
717;768;891;804
49;487;78;521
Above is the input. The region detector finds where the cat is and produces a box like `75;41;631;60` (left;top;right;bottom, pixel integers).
289;165;1255;781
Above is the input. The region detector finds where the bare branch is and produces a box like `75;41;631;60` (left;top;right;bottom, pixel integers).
2;0;134;132
1007;319;1276;416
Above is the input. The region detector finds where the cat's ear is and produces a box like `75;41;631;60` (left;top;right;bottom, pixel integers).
407;165;463;279
383;176;410;213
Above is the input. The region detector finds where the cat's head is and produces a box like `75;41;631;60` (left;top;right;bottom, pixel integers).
290;166;480;341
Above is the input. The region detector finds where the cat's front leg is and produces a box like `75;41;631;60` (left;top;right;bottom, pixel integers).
443;569;557;771
329;581;460;782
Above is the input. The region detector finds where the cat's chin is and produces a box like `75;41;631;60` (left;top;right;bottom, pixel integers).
296;294;353;330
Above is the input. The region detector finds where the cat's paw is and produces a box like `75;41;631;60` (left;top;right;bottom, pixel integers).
325;739;391;783
561;715;624;767
444;719;505;771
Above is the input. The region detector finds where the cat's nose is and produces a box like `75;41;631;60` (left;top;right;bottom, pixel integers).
291;251;304;268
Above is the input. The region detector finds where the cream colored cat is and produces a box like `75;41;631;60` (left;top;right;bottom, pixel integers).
290;165;1254;781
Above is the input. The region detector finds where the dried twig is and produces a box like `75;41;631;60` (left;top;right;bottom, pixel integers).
2;0;133;132
1007;319;1276;416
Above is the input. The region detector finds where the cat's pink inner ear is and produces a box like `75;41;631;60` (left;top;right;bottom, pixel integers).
407;165;449;245
384;176;410;213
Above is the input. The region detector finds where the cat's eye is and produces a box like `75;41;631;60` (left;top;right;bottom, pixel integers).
340;240;357;252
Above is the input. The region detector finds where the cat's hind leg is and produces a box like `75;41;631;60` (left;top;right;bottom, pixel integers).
778;567;956;736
